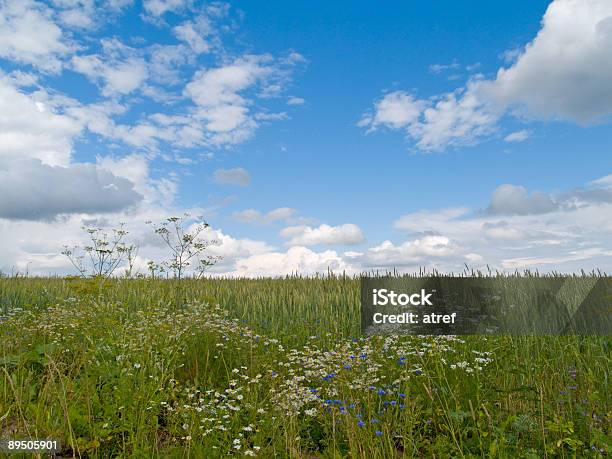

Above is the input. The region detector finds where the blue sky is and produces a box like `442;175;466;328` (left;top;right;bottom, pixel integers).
1;0;612;276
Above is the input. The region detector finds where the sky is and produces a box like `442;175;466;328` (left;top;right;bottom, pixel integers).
1;0;612;277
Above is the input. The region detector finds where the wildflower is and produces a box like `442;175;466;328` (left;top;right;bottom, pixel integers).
357;421;365;427
375;430;382;436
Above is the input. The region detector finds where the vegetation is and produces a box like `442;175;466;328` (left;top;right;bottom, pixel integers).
0;274;610;457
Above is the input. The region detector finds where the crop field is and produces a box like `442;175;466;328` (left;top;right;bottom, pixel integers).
0;275;610;458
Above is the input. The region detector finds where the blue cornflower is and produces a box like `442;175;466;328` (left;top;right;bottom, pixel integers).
371;419;379;424
310;388;317;394
357;421;365;427
344;364;351;370
323;373;337;381
360;354;367;359
399;393;406;398
375;430;383;436
377;389;385;396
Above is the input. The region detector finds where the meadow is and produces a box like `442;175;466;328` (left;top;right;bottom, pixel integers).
0;274;610;458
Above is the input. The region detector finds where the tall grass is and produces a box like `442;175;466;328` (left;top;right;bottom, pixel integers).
0;274;610;457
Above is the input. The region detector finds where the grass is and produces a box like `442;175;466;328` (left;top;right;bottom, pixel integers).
0;274;610;457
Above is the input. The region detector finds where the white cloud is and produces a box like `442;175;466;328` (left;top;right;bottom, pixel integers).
183;54;302;144
503;130;529;142
71;39;148;96
361;0;612;151
359;91;423;130
501;248;612;270
232;207;296;224
213;167;251;187
360;82;499;151
357;235;462;268
58;7;93;28
386;173;612;272
96;153;176;206
280;223;365;246
590;174;612;188
429;62;460;74
0;76;82;166
173;11;222;54
0;156;142;220
394;207;470;232
229;246;355;277
487;184;558;215
287;96;305;106
485;0;612;122
142;0;191;16
0;0;70;73
184;55;271;133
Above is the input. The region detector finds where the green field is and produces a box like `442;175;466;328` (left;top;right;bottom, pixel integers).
0;275;610;457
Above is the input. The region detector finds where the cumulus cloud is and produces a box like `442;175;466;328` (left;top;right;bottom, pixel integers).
487;184;558;215
230;246;355;277
0;76;82;166
280;223;365;246
184;54;303;144
361;0;612;151
96;154;178;206
142;0;191;17
485;0;612;122
184;55;270;137
0;156;142;220
360;82;499;151
213;167;251;187
0;0;70;72
387;173;612;272
485;181;612;216
232;207;296;224
357;235;463;268
359;91;423;130
173;8;226;54
71;39;148;96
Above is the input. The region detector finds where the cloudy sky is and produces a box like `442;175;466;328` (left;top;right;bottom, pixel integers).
1;0;612;276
